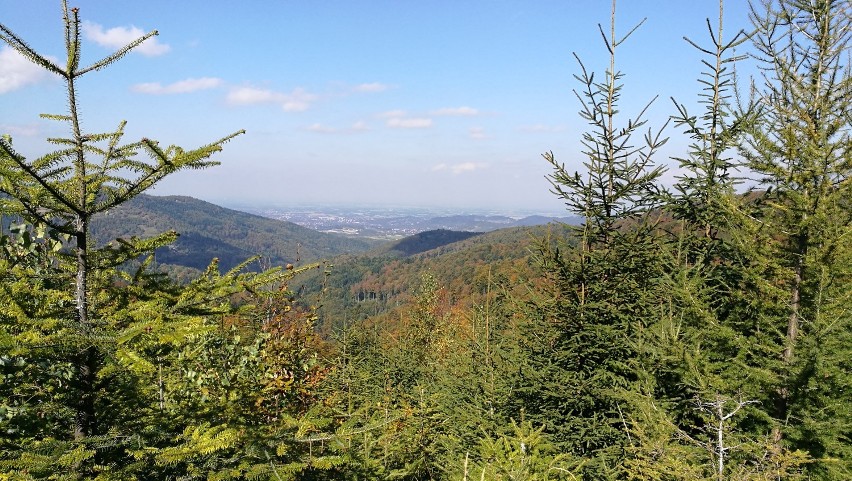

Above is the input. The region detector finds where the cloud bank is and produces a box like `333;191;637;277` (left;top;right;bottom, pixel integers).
226;86;318;112
353;82;390;93
0;47;50;93
132;77;223;94
432;162;487;174
431;106;480;116
387;117;433;129
82;21;171;56
469;127;488;140
380;110;433;129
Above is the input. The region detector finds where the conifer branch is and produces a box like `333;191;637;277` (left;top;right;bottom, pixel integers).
0;23;66;77
64;3;81;75
0;137;81;217
76;30;160;76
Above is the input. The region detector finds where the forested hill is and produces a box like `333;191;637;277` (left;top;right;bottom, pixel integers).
296;223;575;331
375;229;481;257
90;194;382;272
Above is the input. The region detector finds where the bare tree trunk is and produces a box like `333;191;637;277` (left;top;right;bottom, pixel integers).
783;256;803;364
72;219;95;441
778;235;806;440
68;48;95;439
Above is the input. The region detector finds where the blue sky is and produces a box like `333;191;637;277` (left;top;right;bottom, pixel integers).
1;1;753;213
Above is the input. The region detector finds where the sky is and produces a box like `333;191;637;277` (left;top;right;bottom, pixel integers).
0;1;754;213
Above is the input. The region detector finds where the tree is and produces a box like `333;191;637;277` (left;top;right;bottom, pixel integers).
632;2;775;478
740;0;852;476
0;0;240;439
521;0;669;476
0;3;325;479
623;1;851;478
322;275;456;480
463;420;580;481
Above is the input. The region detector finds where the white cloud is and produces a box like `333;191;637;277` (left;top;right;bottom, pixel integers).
226;87;281;104
306;120;371;134
83;21;172;57
131;77;223;94
431;106;480;116
519;124;565;133
353;82;390;93
0;123;39;137
451;162;484;174
226;86;318;112
379;109;441;129
351;120;370;131
306;123;337;133
0;47;51;94
469;127;488;140
432;162;487;174
387;117;433;129
378;109;407;119
82;20;170;57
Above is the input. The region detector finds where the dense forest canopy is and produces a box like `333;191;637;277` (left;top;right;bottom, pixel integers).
0;1;849;480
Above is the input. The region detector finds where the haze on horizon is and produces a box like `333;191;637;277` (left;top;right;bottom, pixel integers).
0;1;752;212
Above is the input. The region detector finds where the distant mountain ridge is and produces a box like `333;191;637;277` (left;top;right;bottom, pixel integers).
421;214;575;231
249;207;580;239
378;229;481;257
90;194;382;272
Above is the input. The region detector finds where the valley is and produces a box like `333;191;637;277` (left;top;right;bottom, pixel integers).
242;204;578;239
89;194;577;330
3;0;847;476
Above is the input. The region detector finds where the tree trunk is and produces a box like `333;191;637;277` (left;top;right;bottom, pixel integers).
73;221;96;440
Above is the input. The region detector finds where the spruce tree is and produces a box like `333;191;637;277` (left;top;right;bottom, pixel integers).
0;0;238;439
518;0;669;477
740;0;852;476
634;0;851;478
637;2;774;477
0;3;328;478
320;275;453;480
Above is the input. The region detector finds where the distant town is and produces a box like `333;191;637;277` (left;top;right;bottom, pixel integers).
241;205;576;240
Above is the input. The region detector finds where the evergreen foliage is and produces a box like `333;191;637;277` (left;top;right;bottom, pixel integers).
0;3;334;479
740;0;852;476
1;1;849;480
520;2;669;477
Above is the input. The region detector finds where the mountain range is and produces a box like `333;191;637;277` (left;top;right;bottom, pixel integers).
90;194;382;272
90;195;576;316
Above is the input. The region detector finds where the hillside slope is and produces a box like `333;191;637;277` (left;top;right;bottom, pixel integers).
90;194;382;272
296;223;576;330
375;229;481;257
